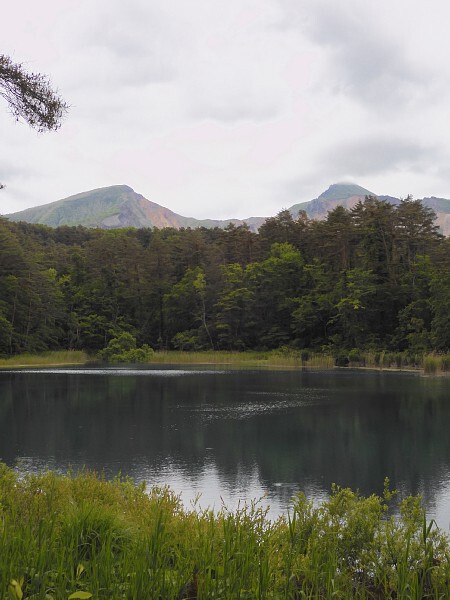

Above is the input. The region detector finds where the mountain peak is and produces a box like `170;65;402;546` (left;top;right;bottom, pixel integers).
317;183;375;201
60;184;138;204
288;182;377;221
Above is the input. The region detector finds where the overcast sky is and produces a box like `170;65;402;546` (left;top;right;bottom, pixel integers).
2;0;450;219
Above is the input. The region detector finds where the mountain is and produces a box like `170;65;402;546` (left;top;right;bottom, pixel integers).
420;197;450;236
288;183;450;235
5;185;266;232
288;183;378;220
5;182;450;235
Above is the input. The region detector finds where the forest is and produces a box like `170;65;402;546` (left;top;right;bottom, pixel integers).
0;196;449;358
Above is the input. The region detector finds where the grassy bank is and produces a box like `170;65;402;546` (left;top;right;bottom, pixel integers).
149;349;450;374
0;466;449;599
1;348;449;374
150;350;335;369
0;351;89;368
341;350;450;374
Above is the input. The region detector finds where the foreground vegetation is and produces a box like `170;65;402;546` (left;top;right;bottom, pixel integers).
0;465;449;599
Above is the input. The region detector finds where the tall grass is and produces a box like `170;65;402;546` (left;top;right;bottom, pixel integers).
149;350;271;365
421;353;450;374
1;465;449;599
345;350;450;374
0;350;89;368
150;348;450;374
2;348;449;374
149;349;336;369
423;355;439;374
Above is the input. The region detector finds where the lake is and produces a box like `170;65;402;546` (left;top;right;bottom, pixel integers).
0;366;449;528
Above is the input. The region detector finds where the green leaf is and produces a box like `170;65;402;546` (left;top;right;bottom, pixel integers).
8;579;23;600
76;563;85;578
68;593;93;599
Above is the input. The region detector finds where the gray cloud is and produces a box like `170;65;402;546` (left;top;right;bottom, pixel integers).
61;0;284;123
176;2;288;123
275;174;328;208
0;155;37;182
2;0;450;217
189;90;281;124
61;1;180;89
0;167;30;183
278;0;428;110
320;137;438;178
277;136;440;209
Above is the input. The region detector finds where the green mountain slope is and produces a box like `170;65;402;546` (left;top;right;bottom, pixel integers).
6;185;148;228
316;183;374;201
5;185;266;231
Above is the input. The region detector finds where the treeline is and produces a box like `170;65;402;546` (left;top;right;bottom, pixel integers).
0;196;449;356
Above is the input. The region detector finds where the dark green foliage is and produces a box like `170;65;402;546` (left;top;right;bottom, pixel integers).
98;333;154;363
0;197;448;356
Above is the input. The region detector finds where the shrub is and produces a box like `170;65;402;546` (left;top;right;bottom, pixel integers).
335;352;349;367
98;334;153;363
171;330;202;351
348;348;365;365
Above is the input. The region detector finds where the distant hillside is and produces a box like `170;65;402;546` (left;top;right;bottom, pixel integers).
420;197;450;237
289;183;378;220
5;182;450;235
5;185;266;232
288;183;450;236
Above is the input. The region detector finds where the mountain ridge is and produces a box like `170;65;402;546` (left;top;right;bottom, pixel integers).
5;182;450;235
5;184;267;231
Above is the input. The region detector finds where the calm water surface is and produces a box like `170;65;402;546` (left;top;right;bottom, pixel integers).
0;366;449;527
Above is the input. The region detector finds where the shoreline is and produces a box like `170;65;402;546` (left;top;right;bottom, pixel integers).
1;355;449;376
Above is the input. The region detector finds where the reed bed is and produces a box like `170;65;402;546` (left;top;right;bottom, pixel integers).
149;350;336;369
149;350;271;366
358;351;450;374
422;354;450;375
0;351;88;368
1;348;449;374
150;349;450;374
1;465;449;599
